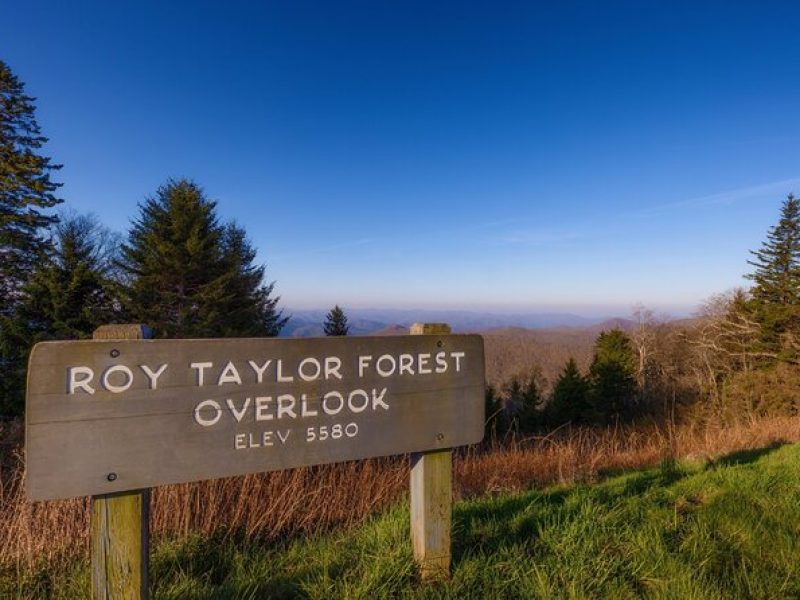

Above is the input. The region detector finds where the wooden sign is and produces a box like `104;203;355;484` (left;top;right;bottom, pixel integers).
26;334;484;500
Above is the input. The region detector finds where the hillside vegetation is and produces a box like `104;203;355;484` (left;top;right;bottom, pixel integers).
482;326;598;390
6;439;799;598
3;416;800;598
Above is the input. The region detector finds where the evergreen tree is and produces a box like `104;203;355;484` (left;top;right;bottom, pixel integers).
547;357;591;425
18;214;120;338
503;370;542;435
323;304;350;336
589;328;637;423
218;223;287;336
0;60;63;416
745;194;800;357
1;214;119;416
118;179;286;338
0;60;63;312
516;372;542;434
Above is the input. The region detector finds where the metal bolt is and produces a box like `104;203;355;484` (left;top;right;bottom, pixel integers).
107;473;117;482
110;349;120;358
436;433;444;441
436;340;444;348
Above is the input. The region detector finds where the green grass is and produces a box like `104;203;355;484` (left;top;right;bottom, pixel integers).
6;442;800;599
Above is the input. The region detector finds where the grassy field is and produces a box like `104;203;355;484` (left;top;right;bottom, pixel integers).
5;440;800;599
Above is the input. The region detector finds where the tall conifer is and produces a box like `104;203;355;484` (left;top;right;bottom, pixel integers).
118;179;286;338
0;60;63;311
1;215;117;416
589;329;637;423
746;194;800;355
17;214;120;338
0;60;62;416
548;357;591;425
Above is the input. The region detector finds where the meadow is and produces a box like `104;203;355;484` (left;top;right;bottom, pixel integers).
3;415;800;598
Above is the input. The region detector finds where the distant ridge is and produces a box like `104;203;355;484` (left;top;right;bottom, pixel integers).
280;308;618;337
555;317;638;334
371;324;409;336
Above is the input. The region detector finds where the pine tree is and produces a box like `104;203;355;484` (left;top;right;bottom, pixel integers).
0;60;63;314
118;179;286;338
18;214;120;338
745;194;800;356
502;369;542;434
589;328;637;423
323;305;350;336
515;372;542;434
217;223;287;336
547;357;591;425
1;214;119;416
0;60;63;416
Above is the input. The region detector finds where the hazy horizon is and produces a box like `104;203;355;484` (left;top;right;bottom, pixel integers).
282;303;696;320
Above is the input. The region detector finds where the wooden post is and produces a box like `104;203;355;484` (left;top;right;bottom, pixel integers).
409;322;452;581
91;324;151;600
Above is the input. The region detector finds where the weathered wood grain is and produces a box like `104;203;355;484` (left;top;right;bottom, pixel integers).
410;322;454;581
90;324;150;600
410;448;452;581
91;489;150;600
26;333;484;500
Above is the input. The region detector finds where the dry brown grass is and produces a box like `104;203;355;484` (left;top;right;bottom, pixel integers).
457;416;800;496
2;416;799;570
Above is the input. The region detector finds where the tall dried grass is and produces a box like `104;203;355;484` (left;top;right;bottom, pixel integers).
2;416;799;570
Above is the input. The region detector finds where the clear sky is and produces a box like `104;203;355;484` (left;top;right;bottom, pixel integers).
4;1;800;316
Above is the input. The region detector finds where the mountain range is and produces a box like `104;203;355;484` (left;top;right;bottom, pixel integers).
280;308;628;337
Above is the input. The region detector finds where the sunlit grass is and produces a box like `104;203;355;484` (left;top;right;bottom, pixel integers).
6;441;800;598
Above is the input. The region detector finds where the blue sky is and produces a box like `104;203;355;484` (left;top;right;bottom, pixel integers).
4;1;800;316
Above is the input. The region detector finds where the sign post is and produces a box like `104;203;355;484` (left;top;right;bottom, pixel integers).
89;325;151;600
410;323;453;581
26;324;485;592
